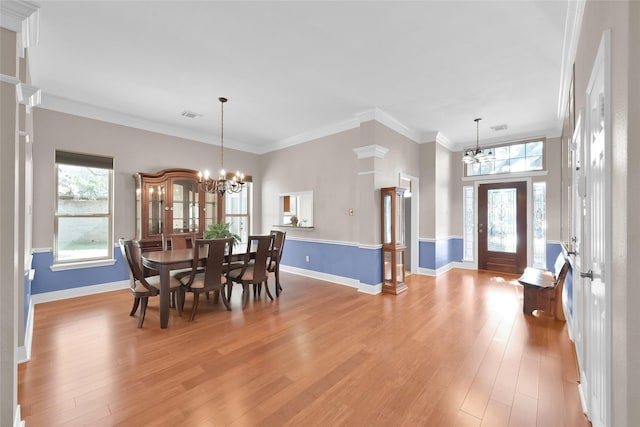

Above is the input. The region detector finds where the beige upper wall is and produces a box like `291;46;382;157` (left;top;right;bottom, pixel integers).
259;120;420;245
31;108;261;248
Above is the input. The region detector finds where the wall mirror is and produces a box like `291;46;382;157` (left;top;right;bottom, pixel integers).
278;191;314;228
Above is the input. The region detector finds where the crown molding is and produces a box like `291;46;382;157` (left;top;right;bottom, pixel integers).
353;144;389;160
356;107;423;143
259;116;360;154
262;107;428;154
0;1;40;57
38;92;257;153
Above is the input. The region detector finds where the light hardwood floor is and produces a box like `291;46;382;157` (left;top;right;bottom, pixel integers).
18;269;590;426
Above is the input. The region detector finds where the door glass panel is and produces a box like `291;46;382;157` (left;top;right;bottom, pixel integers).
487;188;517;253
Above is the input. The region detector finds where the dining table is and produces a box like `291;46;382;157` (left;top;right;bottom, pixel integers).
141;243;251;328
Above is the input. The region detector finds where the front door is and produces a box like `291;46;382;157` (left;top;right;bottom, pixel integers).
478;181;527;274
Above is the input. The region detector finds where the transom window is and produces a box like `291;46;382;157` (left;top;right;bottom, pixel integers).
466;140;544;177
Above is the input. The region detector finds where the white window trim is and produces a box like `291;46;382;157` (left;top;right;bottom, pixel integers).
50;258;116;271
462;170;548;182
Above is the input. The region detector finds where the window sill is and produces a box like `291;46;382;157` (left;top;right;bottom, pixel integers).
50;258;116;272
461;170;548;182
273;224;315;230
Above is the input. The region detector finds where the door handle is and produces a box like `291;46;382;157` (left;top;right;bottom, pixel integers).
580;270;593;280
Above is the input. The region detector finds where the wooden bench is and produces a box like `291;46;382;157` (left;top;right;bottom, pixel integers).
518;252;569;321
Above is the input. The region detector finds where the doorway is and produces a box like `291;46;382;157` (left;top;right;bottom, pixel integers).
477;181;527;274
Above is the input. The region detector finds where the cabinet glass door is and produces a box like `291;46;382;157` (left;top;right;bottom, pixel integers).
146;184;165;236
173;179;199;233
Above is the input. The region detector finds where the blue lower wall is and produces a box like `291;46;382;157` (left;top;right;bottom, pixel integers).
419;238;463;271
280;239;382;287
30;248;129;295
27;240;571;312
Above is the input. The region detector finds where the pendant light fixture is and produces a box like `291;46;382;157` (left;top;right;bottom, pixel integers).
462;118;494;164
198;97;245;197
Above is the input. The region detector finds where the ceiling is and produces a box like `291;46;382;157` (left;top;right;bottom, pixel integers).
28;1;573;154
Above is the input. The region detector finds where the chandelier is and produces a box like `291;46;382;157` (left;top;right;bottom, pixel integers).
462;118;494;164
198;97;245;197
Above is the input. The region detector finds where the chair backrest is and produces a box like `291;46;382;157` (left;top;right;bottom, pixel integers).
186;238;234;290
553;252;569;283
166;233;195;250
119;238;155;292
270;230;286;262
244;234;274;283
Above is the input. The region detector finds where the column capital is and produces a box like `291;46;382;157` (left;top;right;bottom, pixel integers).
353;144;389;160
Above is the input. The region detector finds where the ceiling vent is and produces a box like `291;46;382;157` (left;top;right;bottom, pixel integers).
181;110;202;119
491;124;508;131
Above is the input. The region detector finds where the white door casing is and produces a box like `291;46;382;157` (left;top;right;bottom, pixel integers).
572;110;588;413
582;30;611;427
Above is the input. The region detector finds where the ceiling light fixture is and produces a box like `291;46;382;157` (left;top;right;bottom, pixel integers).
198;97;245;197
462;118;494;164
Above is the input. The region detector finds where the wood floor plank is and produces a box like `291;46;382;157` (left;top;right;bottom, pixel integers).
18;269;591;426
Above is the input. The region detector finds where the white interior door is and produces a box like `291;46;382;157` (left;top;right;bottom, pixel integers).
582;30;611;427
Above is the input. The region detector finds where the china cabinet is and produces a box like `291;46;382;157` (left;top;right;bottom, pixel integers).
134;168;221;251
381;187;408;294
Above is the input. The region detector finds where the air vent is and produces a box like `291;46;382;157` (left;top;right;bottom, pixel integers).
181;110;202;119
491;124;508;131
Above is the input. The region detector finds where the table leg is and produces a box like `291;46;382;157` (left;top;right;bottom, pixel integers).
159;266;170;329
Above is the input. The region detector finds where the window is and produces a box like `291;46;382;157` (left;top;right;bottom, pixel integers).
533;182;546;268
466;140;544;177
463;186;474;261
224;183;251;244
55;151;113;263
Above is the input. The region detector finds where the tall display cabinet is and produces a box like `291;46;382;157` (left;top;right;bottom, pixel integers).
381;187;408;294
134;168;220;251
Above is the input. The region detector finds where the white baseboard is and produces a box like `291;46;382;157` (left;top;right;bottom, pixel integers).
14;405;24;427
578;382;589;418
419;261;474;277
31;280;130;305
418;267;436;276
279;265;382;295
563;297;574;342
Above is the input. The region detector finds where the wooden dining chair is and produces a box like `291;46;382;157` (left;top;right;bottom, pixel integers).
120;238;183;327
268;230;286;296
254;230;287;298
227;234;274;308
176;238;234;321
165;233;196;250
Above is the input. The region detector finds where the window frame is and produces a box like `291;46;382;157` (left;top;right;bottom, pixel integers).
223;182;252;244
54;151;114;266
465;138;545;178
